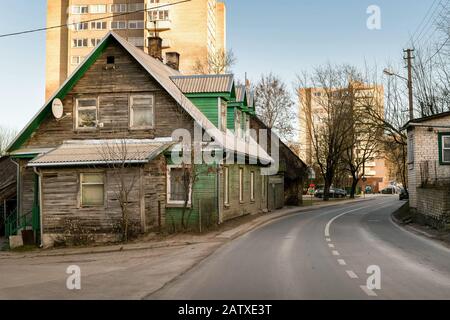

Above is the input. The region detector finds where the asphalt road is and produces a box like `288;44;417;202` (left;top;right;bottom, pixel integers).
150;196;450;300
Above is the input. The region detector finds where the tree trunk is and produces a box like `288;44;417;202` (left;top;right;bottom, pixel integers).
350;176;359;199
323;180;332;201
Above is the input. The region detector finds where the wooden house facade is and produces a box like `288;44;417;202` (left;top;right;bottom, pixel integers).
6;32;306;247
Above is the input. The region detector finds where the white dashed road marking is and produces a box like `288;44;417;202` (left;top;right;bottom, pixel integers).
326;238;331;242
328;244;335;248
346;270;359;279
360;285;378;297
332;250;340;256
337;259;346;266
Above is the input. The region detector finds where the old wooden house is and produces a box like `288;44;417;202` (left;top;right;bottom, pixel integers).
5;32;307;247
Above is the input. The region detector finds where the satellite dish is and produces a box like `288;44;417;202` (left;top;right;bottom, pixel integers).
52;98;64;119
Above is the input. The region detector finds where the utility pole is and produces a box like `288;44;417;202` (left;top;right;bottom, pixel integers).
404;49;415;121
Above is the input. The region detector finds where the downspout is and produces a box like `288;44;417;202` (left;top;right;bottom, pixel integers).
33;167;44;248
10;158;20;224
216;163;221;224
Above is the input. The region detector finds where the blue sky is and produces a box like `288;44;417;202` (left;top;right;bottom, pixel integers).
0;0;439;130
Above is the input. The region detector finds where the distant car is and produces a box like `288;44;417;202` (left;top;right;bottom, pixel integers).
315;188;347;198
380;187;396;194
399;188;409;200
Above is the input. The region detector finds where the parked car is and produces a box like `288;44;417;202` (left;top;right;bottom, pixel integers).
315;188;347;198
380;186;397;194
399;188;409;200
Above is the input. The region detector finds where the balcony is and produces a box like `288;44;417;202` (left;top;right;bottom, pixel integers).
146;20;171;31
161;38;171;49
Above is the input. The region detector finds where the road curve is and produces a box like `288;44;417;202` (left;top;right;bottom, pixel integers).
150;196;450;300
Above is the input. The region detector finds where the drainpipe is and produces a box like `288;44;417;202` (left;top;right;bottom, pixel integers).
216;163;222;224
33;167;44;248
10;158;20;225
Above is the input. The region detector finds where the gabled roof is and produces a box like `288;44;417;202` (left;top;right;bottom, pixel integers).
403;111;450;130
170;74;234;94
28;139;174;167
8;32;272;164
235;85;247;103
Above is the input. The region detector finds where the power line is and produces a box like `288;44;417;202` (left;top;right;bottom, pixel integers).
405;0;439;47
0;0;191;39
413;0;449;48
423;34;450;65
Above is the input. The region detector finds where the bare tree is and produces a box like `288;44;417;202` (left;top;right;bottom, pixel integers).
0;126;17;156
98;139;143;242
255;73;295;142
296;64;356;201
344;81;384;198
193;49;236;75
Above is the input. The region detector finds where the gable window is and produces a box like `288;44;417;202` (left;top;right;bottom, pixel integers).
440;134;450;165
72;5;89;14
80;173;104;207
250;171;255;202
111;21;127;30
235;109;242;137
128;20;145;29
76;98;98;129
89;5;107;14
167;166;191;205
224;167;230;206
91;21;107;30
130;95;154;129
110;4;127;13
239;167;244;203
219;98;227;132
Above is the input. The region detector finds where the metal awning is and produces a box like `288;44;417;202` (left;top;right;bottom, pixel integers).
28;138;174;167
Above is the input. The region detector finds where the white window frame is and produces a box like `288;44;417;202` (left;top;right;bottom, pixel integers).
71;56;83;65
239;167;244;203
72;38;88;48
218;98;227;132
250;171;255;202
72;5;89;14
90;21;107;30
74;22;89;31
90;38;102;47
129;94;155;130
442;135;450;164
75;97;98;130
128;37;145;47
89;4;107;14
167;165;192;205
110;21;127;30
224;166;230;206
80;173;105;207
128;20;145;29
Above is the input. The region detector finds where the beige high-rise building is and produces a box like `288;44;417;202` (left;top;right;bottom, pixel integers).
298;82;391;191
45;0;226;99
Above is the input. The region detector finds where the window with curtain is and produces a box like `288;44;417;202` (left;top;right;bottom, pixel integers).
168;167;190;204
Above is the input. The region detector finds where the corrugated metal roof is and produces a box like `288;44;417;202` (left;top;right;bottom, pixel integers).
235;85;246;103
28;139;174;167
170;74;234;93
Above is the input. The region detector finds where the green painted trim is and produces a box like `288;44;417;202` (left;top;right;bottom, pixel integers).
11;154;39;159
7;37;113;152
186;92;232;99
438;132;450;165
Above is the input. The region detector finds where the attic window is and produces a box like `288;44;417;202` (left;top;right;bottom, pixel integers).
107;56;115;64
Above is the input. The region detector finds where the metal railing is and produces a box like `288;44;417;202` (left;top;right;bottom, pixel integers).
5;209;34;238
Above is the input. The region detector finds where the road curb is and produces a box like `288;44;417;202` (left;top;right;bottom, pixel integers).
1;197;376;260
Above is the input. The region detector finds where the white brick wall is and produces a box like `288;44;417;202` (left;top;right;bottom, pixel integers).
407;115;450;210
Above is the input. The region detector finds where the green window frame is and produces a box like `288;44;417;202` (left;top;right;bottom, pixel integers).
438;133;450;165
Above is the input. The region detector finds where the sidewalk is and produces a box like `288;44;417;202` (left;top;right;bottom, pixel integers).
0;196;376;259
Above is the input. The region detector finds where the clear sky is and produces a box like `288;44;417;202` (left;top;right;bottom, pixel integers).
0;0;440;130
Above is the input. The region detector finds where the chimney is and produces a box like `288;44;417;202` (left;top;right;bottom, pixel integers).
165;52;180;71
148;36;163;61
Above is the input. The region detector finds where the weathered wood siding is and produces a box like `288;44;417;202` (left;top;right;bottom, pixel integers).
40;167;142;236
23;40;195;149
143;154;167;230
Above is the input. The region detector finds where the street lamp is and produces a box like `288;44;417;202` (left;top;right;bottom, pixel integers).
383;49;415;121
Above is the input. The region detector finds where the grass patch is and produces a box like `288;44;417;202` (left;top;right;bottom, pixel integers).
10;245;38;253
